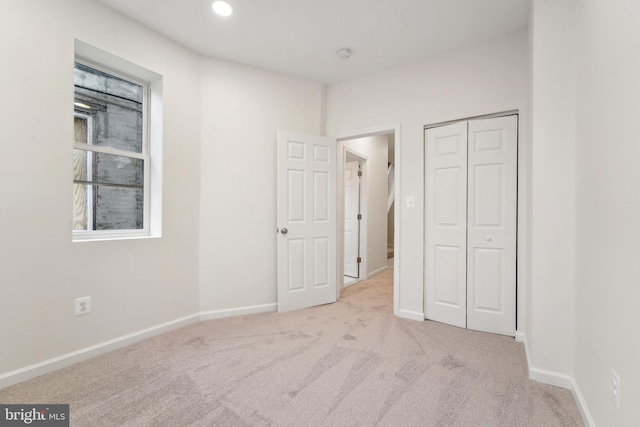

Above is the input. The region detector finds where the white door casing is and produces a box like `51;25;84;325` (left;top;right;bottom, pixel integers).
277;130;337;312
424;116;517;336
344;161;360;278
425;121;468;328
466;116;517;335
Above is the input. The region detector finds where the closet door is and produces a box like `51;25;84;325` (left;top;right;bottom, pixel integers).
466;116;517;335
424;122;468;328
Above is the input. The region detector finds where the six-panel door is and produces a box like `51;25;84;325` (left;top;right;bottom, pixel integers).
425;122;468;328
466;116;517;335
277;131;337;312
424;115;517;336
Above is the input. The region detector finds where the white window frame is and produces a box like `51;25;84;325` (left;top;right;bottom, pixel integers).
73;41;162;242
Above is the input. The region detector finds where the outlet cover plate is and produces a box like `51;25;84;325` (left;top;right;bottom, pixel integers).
75;296;91;316
611;369;621;409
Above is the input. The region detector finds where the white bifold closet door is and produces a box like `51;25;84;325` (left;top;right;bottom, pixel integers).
425;115;517;336
425;122;468;328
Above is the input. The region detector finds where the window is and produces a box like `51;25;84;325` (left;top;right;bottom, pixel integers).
72;59;154;240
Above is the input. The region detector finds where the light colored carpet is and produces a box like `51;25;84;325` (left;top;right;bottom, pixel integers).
0;270;583;426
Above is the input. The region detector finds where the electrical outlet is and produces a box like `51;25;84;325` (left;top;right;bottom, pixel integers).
610;369;621;408
75;296;91;316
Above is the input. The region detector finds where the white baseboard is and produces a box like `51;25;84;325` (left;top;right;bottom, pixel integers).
397;309;424;321
0;303;278;390
520;333;593;427
0;302;278;390
199;303;277;320
521;333;572;389
367;266;389;278
529;366;573;389
571;377;595;427
0;314;199;390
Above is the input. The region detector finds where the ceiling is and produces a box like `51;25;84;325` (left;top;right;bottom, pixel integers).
97;0;530;84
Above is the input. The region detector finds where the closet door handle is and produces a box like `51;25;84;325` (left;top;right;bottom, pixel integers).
485;236;492;242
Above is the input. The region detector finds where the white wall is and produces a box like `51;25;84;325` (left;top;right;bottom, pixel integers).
0;0;201;376
326;31;529;325
531;0;640;423
0;0;325;382
528;0;577;379
572;0;640;424
343;135;389;276
198;58;323;313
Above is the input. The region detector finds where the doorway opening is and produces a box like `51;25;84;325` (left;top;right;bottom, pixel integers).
337;124;400;316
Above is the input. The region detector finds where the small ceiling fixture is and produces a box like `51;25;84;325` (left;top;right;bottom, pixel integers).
212;1;233;17
336;48;352;59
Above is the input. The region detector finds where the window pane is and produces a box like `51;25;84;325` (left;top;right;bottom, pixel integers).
95;185;143;230
73;150;144;187
73;183;89;231
73;148;88;183
74;62;143;153
73;184;143;230
74;116;88;144
72;59;150;236
74;62;143;103
94;103;143;153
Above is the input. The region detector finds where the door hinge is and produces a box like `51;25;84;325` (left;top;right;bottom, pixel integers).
357;170;362;177
357;214;362;220
357;257;362;263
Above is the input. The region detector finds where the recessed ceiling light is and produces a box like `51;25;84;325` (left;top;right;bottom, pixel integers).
212;1;233;17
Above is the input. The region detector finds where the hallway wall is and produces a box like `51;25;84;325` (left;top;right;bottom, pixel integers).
343;135;389;277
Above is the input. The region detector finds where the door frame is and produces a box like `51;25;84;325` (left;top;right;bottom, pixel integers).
343;149;368;285
336;124;401;317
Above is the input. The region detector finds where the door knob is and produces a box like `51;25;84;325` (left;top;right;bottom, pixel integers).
280;228;288;235
485;236;492;242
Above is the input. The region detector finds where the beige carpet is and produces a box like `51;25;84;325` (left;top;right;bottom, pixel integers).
0;270;583;426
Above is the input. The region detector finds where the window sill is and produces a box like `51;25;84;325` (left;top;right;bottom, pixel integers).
72;230;161;243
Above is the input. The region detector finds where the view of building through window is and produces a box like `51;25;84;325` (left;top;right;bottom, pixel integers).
73;62;146;231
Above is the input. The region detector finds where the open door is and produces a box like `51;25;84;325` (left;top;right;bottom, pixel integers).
343;160;360;278
277;130;337;312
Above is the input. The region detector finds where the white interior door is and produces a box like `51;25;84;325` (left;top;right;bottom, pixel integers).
344;161;360;278
424;122;468;328
277;130;337;312
466;116;517;335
